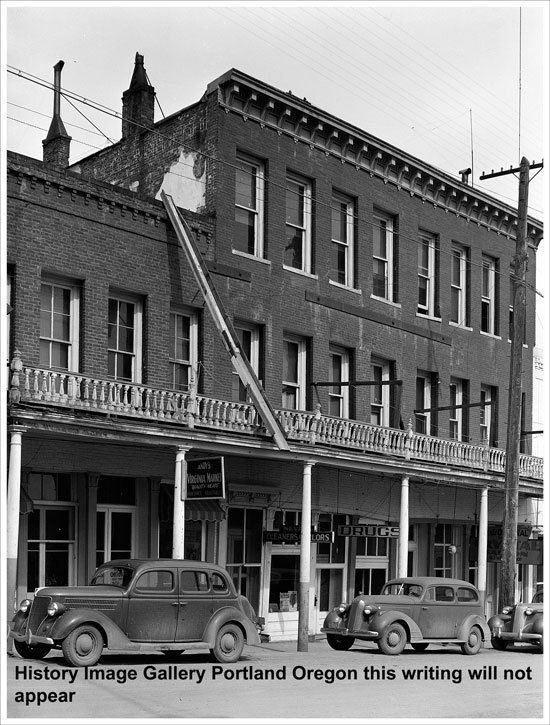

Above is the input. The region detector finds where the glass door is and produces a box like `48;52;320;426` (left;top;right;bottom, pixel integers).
96;507;135;567
27;505;76;595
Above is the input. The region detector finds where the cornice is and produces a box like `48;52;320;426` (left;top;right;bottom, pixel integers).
214;73;543;246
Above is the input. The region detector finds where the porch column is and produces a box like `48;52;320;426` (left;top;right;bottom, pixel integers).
298;460;315;652
398;475;409;577
173;446;191;558
7;426;25;614
477;486;489;606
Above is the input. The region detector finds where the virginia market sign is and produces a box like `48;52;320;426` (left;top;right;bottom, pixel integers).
184;457;225;500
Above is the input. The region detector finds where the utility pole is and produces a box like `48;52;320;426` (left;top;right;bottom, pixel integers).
479;157;542;610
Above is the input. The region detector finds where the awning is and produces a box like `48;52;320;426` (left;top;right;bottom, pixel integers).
185;500;227;522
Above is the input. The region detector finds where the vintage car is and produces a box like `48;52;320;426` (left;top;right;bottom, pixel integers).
322;577;490;655
488;586;543;651
10;559;263;667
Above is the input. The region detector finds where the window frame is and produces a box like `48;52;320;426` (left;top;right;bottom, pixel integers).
372;210;396;303
481;255;496;335
169;308;199;392
450;244;468;326
328;346;350;419
40;276;80;372
330;191;355;289
282;335;307;411
370;357;391;427
415;372;432;435
284;173;312;274
417;231;437;317
449;378;463;441
108;293;143;383
480;384;493;446
232;321;261;402
234;152;265;259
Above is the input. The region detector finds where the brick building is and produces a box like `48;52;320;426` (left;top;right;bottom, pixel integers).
6;55;543;642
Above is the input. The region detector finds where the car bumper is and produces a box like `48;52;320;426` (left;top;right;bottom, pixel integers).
10;628;54;646
321;627;378;638
491;627;542;645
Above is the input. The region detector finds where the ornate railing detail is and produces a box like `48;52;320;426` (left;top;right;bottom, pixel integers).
9;356;543;481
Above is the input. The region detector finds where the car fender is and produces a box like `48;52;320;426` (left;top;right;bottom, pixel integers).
530;613;543;636
457;614;490;641
48;609;138;650
203;606;260;646
371;610;423;642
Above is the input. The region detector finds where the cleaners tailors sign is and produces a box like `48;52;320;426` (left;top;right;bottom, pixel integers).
184;457;226;500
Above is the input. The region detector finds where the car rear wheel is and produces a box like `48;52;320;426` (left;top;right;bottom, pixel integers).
461;626;482;655
411;642;429;652
62;625;104;667
13;641;51;660
491;636;508;651
377;623;407;655
326;634;355;651
210;623;244;664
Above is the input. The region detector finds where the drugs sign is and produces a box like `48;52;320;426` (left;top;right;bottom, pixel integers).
338;524;399;537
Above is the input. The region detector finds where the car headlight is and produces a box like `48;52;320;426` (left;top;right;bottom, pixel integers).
525;608;533;616
502;606;513;614
47;602;65;617
364;605;379;616
336;603;348;614
18;599;32;613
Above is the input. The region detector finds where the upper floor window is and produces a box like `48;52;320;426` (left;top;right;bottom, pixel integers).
285;174;312;273
450;244;470;326
415;371;437;435
449;378;469;442
480;384;497;447
329;346;350;418
481;255;498;335
234;153;265;258
282;335;307;410
232;322;261;402
417;231;438;317
170;310;198;391
372;210;397;303
330;192;354;288
108;294;142;383
370;357;391;427
40;278;80;372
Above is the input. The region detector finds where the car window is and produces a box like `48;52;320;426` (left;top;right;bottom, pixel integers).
434;586;455;602
212;572;229;593
135;570;174;592
180;570;209;593
457;587;478;602
91;565;134;588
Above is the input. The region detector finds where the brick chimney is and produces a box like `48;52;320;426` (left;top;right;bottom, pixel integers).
42;61;71;167
122;53;155;139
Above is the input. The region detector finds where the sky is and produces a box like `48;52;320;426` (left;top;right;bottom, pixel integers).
2;0;548;348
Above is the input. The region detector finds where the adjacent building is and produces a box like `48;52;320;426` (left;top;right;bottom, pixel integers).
6;54;543;641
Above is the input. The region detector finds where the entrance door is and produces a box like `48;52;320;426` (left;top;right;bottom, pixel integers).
96;507;135;566
315;568;344;631
27;506;76;595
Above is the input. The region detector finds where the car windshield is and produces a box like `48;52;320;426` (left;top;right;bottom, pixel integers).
382;582;423;597
91;565;134;588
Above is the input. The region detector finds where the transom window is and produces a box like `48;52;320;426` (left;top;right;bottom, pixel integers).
40;279;80;371
170;310;198;391
285;174;312;273
234;153;265;258
450;244;469;325
481;255;497;334
372;210;396;302
108;295;142;382
417;231;438;316
282;335;307;410
329;347;350;418
330;192;354;288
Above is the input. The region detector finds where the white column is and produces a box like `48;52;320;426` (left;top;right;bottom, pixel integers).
172;447;190;559
7;427;25;613
477;486;488;606
298;461;314;652
398;475;409;577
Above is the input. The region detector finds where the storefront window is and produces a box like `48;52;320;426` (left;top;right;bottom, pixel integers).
226;507;262;612
316;513;347;563
434;523;453;577
269;555;299;612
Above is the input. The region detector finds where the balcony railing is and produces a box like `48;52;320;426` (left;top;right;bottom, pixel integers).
9;355;543;481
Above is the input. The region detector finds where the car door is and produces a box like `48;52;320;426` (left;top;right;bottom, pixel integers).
125;568;178;642
415;585;460;638
174;569;215;642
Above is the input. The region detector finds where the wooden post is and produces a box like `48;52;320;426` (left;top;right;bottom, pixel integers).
477;486;488;609
298;461;314;652
398;475;409;577
173;447;190;559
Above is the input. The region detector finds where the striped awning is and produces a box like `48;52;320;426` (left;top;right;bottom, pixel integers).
185;500;227;522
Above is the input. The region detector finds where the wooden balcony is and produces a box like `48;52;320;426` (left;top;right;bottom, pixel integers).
9;356;543;481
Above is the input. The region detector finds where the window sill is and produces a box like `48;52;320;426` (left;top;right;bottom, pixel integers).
415;312;442;323
283;265;318;280
232;249;271;266
479;331;502;340
448;321;473;331
370;294;401;309
329;280;362;295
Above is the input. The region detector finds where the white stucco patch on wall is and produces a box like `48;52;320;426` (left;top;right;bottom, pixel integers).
156;149;205;211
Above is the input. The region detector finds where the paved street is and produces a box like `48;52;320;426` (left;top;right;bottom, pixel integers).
4;639;544;720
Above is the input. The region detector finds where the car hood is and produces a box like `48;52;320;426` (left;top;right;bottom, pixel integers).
353;595;418;607
34;585;126;599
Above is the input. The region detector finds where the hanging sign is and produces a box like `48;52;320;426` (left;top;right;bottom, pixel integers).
338;524;400;537
263;529;334;544
487;524;539;563
184;457;225;500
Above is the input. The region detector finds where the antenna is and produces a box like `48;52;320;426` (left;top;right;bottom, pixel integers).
469;108;474;187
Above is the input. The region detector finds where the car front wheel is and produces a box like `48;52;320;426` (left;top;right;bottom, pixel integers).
491;636;508;651
326;634;355;651
461;626;482;655
13;641;51;660
62;625;104;667
377;623;407;655
210;623;244;664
